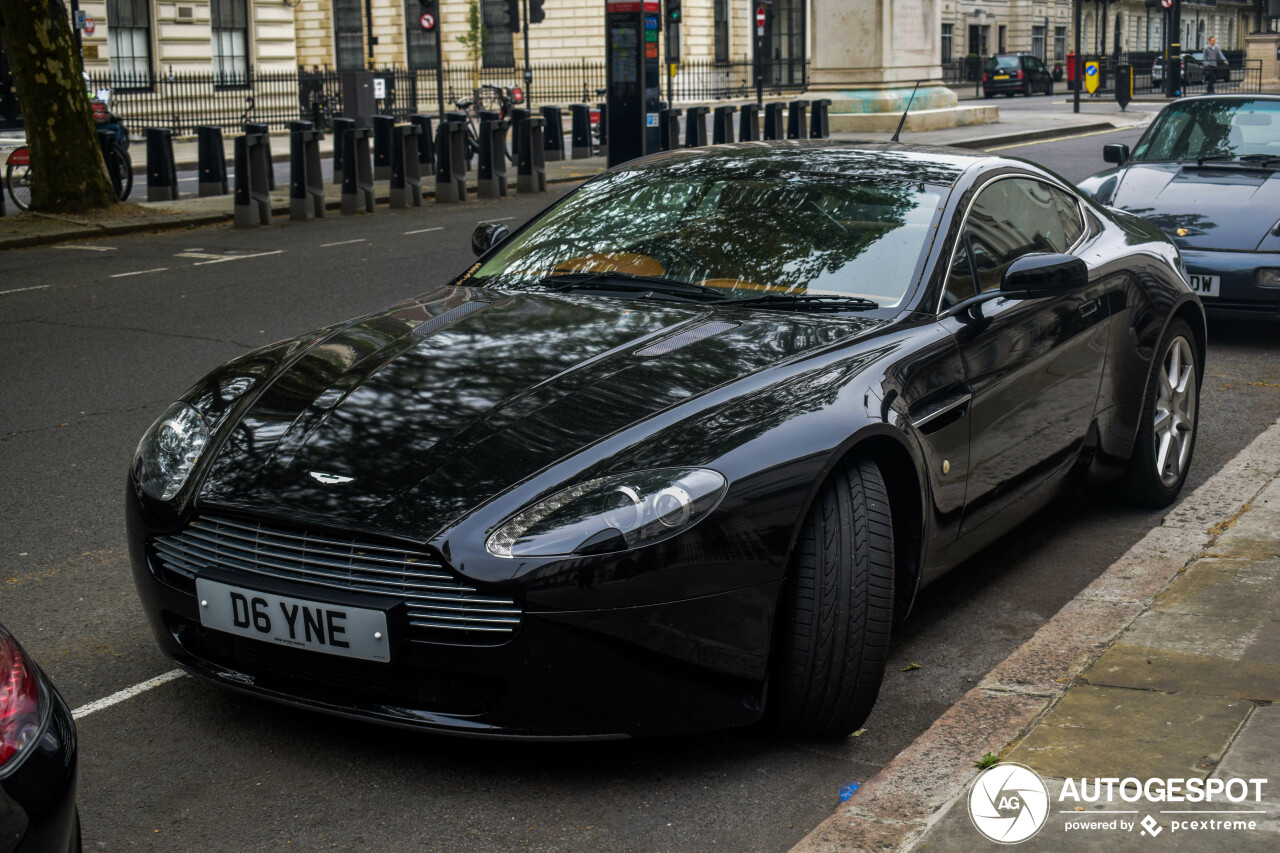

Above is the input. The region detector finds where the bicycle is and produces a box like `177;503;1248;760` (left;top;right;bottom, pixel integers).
456;85;522;163
5;97;133;210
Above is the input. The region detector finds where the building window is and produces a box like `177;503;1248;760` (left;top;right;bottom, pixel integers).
107;0;151;87
1054;26;1065;61
211;0;249;86
714;0;730;63
998;25;1006;54
1032;25;1045;60
334;0;364;72
482;0;515;68
942;23;953;65
406;0;438;69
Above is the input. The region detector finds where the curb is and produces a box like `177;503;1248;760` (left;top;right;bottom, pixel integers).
792;415;1280;853
952;121;1124;150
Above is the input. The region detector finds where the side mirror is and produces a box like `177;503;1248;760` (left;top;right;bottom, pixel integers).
1001;253;1089;298
471;222;510;257
1103;143;1129;165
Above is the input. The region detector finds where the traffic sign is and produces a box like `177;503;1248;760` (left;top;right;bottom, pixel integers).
1084;61;1101;94
84;16;95;35
756;5;765;36
420;12;435;30
1160;0;1172;8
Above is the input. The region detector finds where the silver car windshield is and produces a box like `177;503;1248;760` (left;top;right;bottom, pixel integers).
1132;99;1280;162
473;167;943;308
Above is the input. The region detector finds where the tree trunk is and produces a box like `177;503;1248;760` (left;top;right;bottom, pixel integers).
0;0;116;212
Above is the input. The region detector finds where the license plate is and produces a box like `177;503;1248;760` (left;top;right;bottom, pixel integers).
994;74;1010;80
1187;273;1220;297
196;578;390;662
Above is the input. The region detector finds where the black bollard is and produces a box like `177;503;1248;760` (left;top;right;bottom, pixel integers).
809;99;831;139
372;115;394;181
435;120;468;203
340;126;374;215
289;128;325;221
787;100;809;140
596;102;608;159
739;103;760;141
233;133;272;227
241;122;276;189
763;103;785;140
410;114;435;173
390;124;424;208
540;106;565;161
684;106;709;148
478;118;509;198
195;125;228;197
145;128;179;202
332;117;355;185
712;106;736;144
516;115;547;193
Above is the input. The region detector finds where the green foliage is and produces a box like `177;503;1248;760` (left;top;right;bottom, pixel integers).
976;752;1000;770
456;0;486;83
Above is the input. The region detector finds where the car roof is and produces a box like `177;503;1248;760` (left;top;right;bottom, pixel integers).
617;140;989;186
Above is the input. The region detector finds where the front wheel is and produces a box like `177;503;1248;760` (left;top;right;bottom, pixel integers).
1117;319;1200;507
104;142;133;202
769;457;894;738
5;152;31;211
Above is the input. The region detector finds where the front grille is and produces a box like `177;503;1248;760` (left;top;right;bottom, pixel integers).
171;615;504;715
151;515;521;641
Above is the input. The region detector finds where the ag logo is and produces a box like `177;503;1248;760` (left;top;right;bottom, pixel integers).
968;762;1050;844
309;471;354;485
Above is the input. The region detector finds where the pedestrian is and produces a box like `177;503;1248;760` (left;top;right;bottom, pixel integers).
1203;36;1228;95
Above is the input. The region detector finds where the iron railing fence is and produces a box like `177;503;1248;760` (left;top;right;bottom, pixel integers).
89;60;811;135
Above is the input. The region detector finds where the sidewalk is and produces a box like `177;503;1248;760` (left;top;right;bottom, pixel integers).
0;103;1152;250
794;416;1280;852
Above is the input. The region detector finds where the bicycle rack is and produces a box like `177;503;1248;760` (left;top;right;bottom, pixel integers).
597;102;608;160
332;117;355;185
234;133;272;227
659;108;681;152
146;128;179;202
570;105;592;160
410;115;435;173
540;106;565;162
435;120;468;203
810;99;832;139
739;104;761;142
516;115;546;194
196;126;228;197
340;126;375;215
477;118;509;199
289;127;325;222
241;123;276;190
685;106;710;148
763;103;785;141
787;100;809;140
390;123;424;209
373;115;394;182
713;106;737;144
445;111;470;172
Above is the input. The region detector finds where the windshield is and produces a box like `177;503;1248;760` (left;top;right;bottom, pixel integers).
1131;99;1280;162
473;164;943;309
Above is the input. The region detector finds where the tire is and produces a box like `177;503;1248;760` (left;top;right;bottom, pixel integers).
5;157;31;211
1117;319;1200;507
770;457;894;738
104;142;133;202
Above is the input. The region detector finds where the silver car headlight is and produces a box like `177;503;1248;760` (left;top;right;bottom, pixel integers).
485;468;727;558
134;402;210;501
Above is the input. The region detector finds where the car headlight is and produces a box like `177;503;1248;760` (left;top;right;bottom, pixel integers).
134;402;210;501
485;468;727;558
1256;268;1280;288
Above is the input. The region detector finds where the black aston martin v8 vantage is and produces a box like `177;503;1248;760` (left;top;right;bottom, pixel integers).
128;142;1204;740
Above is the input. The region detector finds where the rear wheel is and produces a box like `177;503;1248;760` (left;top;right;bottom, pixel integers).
104;141;133;202
1117;319;1200;507
770;457;894;738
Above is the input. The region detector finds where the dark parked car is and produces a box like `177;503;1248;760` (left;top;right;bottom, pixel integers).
983;54;1054;97
0;624;79;853
1079;95;1280;318
1151;52;1204;87
128;142;1203;740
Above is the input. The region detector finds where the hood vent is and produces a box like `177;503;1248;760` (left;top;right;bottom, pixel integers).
411;300;491;339
635;321;739;357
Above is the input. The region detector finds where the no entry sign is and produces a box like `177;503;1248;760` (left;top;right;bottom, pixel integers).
1160;0;1173;8
756;5;765;36
420;12;435;30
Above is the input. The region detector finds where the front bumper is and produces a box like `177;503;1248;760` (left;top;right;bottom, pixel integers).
1181;249;1280;319
128;518;779;740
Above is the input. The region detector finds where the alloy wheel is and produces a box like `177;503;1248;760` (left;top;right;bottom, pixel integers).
1153;336;1196;488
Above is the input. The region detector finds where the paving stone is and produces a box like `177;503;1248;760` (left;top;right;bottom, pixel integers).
1007;685;1251;780
1212;705;1280;785
1083;644;1280;702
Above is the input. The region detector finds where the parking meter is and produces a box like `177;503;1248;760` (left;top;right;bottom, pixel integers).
605;1;662;166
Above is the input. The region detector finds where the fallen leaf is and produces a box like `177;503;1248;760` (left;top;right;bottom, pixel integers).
901;662;922;672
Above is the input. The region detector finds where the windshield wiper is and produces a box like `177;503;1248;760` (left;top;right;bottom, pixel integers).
1235;153;1280;168
1184;153;1234;167
725;294;881;312
543;272;728;301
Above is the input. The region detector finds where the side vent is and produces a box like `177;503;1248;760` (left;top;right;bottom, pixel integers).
411;300;490;339
635;321;739;357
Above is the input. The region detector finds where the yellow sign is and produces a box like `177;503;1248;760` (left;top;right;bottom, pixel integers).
1084;61;1101;95
82;45;99;60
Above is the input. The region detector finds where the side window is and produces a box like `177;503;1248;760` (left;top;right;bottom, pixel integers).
951;178;1081;297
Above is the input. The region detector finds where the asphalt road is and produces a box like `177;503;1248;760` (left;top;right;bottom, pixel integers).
2;129;1279;851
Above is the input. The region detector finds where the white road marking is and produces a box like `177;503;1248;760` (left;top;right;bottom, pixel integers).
175;252;232;260
110;267;169;278
477;216;514;223
192;250;285;265
72;669;187;720
0;284;51;296
320;238;367;247
404;227;444;235
54;244;116;252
